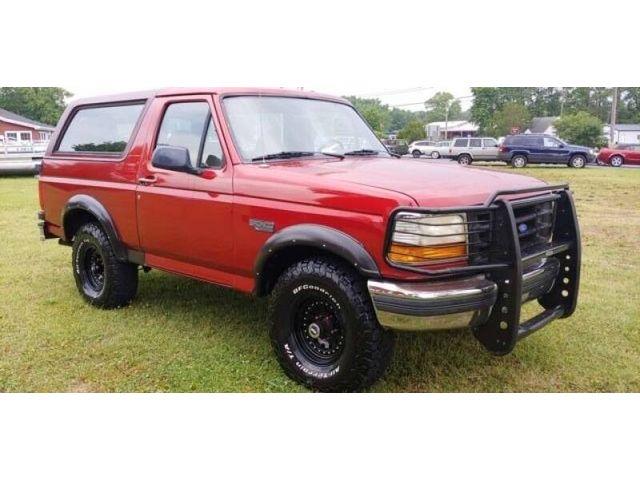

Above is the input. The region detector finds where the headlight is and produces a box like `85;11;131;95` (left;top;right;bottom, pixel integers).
388;213;468;265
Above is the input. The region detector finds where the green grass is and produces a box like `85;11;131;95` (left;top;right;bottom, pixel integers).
1;166;639;392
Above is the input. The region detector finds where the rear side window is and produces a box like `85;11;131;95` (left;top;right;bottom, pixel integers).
58;103;145;154
453;138;468;147
469;138;482;147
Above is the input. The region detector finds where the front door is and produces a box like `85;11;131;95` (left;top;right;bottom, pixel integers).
542;136;570;163
136;95;235;285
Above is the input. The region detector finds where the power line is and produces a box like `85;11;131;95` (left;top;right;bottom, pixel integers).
390;94;474;109
349;87;433;97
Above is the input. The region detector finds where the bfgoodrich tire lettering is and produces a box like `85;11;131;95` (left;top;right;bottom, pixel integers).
72;222;138;309
268;258;395;392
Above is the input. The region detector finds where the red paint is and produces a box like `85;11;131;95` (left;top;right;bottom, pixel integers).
39;88;545;292
597;146;640;166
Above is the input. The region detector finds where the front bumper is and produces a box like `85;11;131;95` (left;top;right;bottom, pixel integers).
368;257;559;332
369;184;581;355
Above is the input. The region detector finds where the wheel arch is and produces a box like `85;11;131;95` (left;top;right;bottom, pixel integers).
61;194;128;262
254;224;381;297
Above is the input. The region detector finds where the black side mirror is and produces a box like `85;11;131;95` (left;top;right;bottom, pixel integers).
152;146;198;174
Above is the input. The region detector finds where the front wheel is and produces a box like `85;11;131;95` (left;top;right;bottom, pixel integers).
569;154;586;168
431;151;440;159
412;149;422;158
268;258;395;392
72;222;138;309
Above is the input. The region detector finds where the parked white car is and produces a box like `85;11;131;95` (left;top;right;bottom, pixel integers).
408;140;452;158
445;137;500;165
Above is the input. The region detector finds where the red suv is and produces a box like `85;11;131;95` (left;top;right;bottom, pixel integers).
38;88;581;391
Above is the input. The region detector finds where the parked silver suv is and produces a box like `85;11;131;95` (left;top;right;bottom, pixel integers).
446;137;500;165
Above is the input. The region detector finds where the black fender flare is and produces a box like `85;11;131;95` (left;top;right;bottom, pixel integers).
254;224;381;289
61;194;128;261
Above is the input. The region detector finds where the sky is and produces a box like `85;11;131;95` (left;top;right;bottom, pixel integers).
67;85;473;112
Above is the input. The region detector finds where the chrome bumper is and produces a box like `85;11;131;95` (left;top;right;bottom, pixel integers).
368;258;559;331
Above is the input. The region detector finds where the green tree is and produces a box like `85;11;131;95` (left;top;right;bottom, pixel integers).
487;102;531;137
0;87;72;126
424;91;461;123
553;112;606;147
398;119;426;143
344;96;391;134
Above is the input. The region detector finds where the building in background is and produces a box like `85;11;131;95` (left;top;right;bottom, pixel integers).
425;120;478;140
603;124;640;145
0;108;55;156
525;117;559;136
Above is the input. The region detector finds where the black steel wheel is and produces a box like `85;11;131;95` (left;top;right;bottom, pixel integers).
72;222;138;309
268;258;395;392
79;245;106;296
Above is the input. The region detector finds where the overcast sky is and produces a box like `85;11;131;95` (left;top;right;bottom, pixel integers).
67;85;473;112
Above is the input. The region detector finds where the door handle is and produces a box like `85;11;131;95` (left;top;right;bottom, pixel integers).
138;175;158;186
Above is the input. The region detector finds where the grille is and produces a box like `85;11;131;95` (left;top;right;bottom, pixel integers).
512;199;556;253
467;210;493;265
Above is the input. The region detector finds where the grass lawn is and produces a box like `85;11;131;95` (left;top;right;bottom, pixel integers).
1;166;639;392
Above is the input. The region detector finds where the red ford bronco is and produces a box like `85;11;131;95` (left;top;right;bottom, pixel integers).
38;88;581;391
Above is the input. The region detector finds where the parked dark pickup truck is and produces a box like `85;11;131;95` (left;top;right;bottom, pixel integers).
37;88;581;391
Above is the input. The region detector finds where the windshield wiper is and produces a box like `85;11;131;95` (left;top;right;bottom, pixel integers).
343;149;383;156
251;151;344;162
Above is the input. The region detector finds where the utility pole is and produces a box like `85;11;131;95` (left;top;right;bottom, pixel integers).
444;103;449;140
610;87;618;146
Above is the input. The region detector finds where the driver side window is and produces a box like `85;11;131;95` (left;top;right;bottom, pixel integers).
156;102;224;169
544;137;560;148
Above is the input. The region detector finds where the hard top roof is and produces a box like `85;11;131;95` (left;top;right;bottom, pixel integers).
67;87;349;108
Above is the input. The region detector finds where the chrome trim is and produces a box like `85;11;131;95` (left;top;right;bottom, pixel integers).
369;259;560;332
368;276;497;331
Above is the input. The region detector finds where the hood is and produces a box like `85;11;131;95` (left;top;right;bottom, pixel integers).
259;157;546;207
567;144;592;152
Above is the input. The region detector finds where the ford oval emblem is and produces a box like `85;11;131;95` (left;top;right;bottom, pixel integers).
518;223;528;234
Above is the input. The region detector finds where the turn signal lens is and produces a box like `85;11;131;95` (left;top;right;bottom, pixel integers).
388;243;467;264
388;212;468;265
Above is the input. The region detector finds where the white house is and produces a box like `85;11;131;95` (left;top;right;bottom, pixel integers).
525;117;558;136
603;124;640;145
425;120;478;140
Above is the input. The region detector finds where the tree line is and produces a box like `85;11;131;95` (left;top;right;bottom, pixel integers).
1;87;638;148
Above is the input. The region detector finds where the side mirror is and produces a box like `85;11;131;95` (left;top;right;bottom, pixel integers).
152;146;198;174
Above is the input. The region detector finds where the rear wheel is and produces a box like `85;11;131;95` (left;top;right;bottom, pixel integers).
412;149;422;158
569;154;586;168
511;155;528;168
268;258;395;392
431;151;440;159
72;222;138;309
610;155;624;167
458;154;472;165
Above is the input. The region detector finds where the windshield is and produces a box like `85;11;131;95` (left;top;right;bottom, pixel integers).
223;96;389;162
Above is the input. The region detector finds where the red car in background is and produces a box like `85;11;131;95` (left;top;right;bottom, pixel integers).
597;145;640;167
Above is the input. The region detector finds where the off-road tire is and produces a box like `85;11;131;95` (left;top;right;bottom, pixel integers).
72;222;138;309
268;258;395;392
569;154;587;168
511;155;528;168
412;149;422;158
610;155;624;167
458;154;472;165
